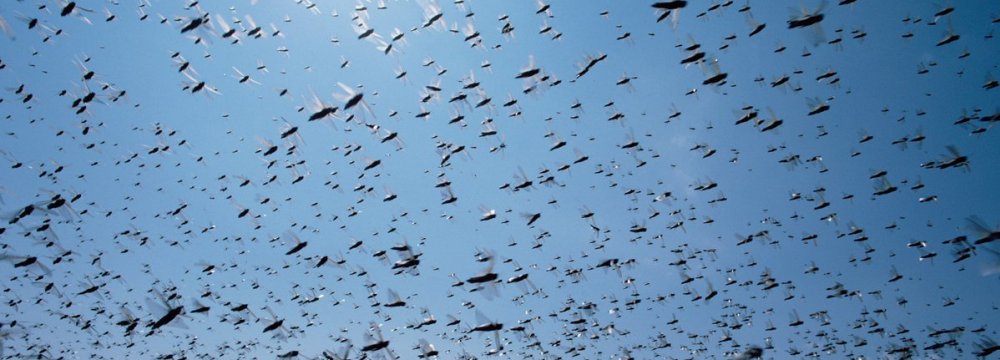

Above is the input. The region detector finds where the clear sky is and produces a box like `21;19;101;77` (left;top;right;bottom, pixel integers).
1;0;999;359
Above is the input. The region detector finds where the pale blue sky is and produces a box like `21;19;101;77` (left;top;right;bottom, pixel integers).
1;1;999;359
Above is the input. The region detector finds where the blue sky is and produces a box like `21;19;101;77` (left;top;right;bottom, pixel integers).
1;0;999;359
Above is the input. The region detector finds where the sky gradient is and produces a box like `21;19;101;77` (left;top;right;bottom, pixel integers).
1;1;999;359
